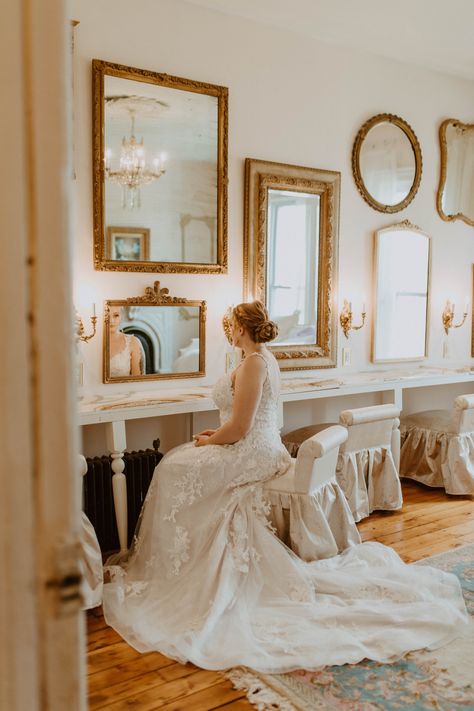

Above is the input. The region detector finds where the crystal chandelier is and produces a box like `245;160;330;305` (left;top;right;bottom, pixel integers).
105;110;166;209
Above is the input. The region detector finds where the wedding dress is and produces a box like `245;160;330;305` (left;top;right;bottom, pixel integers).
103;350;468;673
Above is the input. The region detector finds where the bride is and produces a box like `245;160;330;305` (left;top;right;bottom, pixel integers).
103;301;468;673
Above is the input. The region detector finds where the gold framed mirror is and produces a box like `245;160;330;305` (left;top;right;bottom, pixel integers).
352;113;422;213
437;119;474;227
93;59;228;273
103;282;206;383
372;220;431;363
244;158;340;370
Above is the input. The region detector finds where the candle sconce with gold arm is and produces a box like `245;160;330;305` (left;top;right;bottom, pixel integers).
442;299;468;335
339;299;367;339
76;305;98;342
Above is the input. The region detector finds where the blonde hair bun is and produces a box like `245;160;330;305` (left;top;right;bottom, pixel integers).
254;319;278;343
232;301;279;343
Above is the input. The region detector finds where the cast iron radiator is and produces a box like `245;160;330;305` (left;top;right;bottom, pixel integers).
83;439;163;553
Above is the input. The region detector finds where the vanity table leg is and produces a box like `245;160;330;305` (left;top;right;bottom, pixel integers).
382;387;403;411
186;412;194;442
106;420;128;553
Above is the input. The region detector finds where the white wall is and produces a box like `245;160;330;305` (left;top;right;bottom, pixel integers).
71;0;474;453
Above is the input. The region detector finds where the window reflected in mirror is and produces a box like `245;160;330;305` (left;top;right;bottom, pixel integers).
266;189;319;346
373;221;430;362
244;158;339;370
437;119;474;227
104;283;206;382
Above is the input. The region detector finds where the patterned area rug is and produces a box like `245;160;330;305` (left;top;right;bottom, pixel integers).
226;544;474;710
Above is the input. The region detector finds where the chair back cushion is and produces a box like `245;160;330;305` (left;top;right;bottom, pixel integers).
452;395;474;433
339;404;400;453
294;425;347;493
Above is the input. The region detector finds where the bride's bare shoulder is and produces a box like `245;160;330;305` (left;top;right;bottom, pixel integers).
237;353;267;378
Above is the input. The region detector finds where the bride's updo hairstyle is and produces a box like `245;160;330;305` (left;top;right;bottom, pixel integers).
232;301;278;343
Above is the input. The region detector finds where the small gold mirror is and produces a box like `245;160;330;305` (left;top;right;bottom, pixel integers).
244;158;340;370
93;59;228;273
372;220;431;362
352;113;422;213
437;119;474;227
103;282;206;382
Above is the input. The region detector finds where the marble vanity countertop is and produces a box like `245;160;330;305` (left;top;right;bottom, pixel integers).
78;366;474;425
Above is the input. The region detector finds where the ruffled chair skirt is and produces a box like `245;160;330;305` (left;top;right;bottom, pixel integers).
266;481;361;561
336;447;403;522
80;512;103;609
400;420;474;495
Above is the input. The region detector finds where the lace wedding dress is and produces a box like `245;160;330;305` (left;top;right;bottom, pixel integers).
103;350;468;673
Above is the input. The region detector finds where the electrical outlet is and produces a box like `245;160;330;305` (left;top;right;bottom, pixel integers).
225;351;237;373
342;347;351;367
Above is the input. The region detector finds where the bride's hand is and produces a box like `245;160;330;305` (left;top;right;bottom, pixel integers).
194;434;210;447
195;429;217;437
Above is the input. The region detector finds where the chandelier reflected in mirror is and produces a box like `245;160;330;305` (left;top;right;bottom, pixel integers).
105;108;166;209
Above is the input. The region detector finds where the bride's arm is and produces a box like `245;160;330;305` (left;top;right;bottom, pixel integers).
195;356;266;446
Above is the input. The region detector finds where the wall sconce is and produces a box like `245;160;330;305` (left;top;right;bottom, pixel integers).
442;299;468;335
76;304;97;342
339;299;366;339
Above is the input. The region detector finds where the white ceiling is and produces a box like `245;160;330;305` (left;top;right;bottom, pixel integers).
186;0;474;81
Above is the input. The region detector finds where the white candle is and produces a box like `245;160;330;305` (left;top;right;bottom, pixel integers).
362;301;366;313
92;302;96;317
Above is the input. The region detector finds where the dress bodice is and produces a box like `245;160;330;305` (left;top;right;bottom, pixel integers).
212;351;281;439
110;334;132;377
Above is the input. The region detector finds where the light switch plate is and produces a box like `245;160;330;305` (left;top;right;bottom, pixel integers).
342;347;351;367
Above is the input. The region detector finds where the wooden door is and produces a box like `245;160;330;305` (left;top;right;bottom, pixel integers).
0;0;85;708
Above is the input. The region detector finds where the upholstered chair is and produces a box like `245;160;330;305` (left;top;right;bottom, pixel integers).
400;394;474;494
264;425;361;562
336;404;403;522
79;454;103;609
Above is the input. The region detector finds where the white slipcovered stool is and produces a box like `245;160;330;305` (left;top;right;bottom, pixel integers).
336;404;403;522
264;425;361;562
79;455;103;609
400;394;474;494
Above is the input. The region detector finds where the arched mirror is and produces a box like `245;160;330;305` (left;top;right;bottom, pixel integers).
437;119;474;227
244;158;340;370
352;114;422;213
372;221;431;362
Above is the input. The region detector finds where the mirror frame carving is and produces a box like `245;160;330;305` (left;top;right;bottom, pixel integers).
372;219;431;364
352;113;422;213
103;281;206;383
437;118;474;228
244;158;340;370
472;264;474;358
92;59;228;274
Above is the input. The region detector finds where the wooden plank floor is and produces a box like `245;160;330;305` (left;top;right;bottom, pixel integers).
87;481;474;710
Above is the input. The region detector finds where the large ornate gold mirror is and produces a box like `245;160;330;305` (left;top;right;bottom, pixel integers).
352;113;422;213
103;282;206;383
244;158;339;370
437;119;474;227
93;59;228;273
372;220;431;363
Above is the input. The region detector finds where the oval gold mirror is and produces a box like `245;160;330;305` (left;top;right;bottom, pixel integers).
352;113;422;213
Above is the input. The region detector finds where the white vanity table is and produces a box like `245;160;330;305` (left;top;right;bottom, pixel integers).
79;366;474;551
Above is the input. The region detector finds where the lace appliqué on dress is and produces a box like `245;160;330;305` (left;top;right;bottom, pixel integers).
168;525;191;576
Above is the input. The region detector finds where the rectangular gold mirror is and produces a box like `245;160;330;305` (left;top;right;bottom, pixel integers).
244;158;339;369
372;220;431;362
104;282;206;382
93;59;228;273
